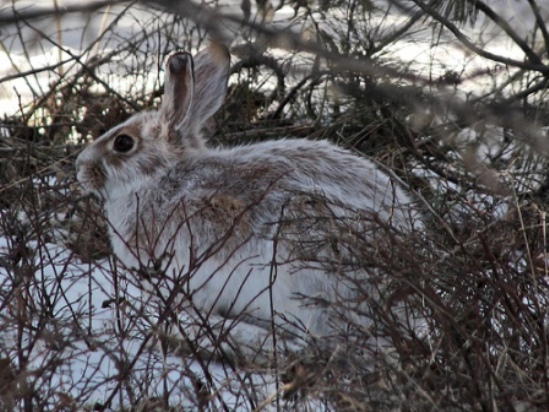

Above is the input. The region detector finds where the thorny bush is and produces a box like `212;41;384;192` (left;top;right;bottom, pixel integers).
1;0;549;410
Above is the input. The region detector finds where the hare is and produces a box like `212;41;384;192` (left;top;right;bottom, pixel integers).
76;44;419;359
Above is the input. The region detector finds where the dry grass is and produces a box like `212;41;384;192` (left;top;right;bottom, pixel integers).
1;1;549;410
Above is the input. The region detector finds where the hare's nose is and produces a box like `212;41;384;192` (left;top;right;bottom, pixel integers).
75;154;83;172
75;147;92;171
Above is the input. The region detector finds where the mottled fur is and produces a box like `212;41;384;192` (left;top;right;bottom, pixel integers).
76;45;418;349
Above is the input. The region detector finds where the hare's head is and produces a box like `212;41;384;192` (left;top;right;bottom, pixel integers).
76;45;230;197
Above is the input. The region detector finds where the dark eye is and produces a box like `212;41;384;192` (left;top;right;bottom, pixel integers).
113;134;135;153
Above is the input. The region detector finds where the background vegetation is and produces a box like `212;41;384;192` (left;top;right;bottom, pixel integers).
1;0;549;410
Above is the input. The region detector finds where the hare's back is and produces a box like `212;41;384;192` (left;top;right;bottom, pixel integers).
243;139;409;209
172;139;413;225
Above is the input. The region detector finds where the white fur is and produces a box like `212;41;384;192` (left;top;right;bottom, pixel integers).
76;46;421;357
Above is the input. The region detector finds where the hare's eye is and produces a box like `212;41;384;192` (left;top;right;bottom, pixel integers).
113;134;135;153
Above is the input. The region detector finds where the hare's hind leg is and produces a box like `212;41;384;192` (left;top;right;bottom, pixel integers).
156;312;305;365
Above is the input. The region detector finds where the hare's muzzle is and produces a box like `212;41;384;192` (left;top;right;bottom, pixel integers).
75;148;106;194
75;154;90;192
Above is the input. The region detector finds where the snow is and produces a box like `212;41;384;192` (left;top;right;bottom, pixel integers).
0;236;299;409
1;0;548;409
2;0;547;118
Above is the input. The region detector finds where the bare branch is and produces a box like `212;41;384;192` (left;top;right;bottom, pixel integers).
471;0;544;67
527;0;549;59
0;0;127;24
409;0;549;74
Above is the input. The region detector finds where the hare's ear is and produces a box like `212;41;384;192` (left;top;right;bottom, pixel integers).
161;45;230;148
190;44;230;128
161;51;195;144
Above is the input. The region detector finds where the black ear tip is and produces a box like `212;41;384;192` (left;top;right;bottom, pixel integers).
167;52;192;74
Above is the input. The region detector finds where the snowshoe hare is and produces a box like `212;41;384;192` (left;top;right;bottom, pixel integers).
76;44;419;358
